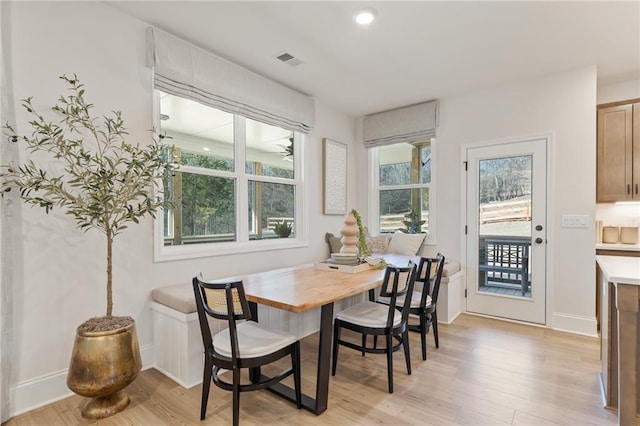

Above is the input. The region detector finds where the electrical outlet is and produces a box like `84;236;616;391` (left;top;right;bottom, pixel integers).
561;214;589;228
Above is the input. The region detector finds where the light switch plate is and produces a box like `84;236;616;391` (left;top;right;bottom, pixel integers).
561;214;589;228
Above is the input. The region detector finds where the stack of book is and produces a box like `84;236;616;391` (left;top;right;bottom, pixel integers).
327;253;360;266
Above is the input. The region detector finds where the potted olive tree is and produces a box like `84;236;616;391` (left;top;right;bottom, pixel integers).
0;75;176;419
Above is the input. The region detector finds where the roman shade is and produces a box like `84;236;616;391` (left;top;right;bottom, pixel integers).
146;27;315;134
363;101;438;148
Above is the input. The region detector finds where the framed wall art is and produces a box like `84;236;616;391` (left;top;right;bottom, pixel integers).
323;138;347;215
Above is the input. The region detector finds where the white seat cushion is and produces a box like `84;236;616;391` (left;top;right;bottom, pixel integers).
378;291;432;309
336;301;402;328
212;321;296;359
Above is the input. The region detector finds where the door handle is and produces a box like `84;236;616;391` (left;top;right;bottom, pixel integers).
535;237;543;244
628;184;631;195
636;184;638;195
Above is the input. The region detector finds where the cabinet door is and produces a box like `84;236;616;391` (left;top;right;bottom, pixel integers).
597;104;633;202
633;103;640;199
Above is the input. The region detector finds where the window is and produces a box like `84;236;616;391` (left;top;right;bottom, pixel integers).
156;92;305;260
370;140;434;241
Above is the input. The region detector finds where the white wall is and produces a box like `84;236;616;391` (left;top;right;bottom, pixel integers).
356;67;598;336
5;2;357;415
597;78;640;104
441;67;598;335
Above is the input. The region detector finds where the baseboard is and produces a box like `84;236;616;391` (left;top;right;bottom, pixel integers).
440;310;461;325
9;343;154;417
551;312;598;337
152;365;201;389
9;369;72;418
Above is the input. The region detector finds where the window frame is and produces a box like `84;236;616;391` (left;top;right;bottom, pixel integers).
367;140;436;245
152;91;308;262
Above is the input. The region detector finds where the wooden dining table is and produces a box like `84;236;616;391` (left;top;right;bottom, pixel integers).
236;254;416;415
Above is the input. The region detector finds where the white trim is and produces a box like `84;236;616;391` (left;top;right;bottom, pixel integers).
544;132;555;328
295;131;309;243
460;143;468;315
154;239;309;263
367;147;379;231
551;312;598;337
461;132;554;326
429;138;437;244
235;115;248;242
8;345;154;417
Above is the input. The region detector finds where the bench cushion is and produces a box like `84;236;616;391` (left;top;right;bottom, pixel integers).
152;283;196;314
441;262;460;277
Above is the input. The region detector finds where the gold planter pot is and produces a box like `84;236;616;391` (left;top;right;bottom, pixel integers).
67;320;142;419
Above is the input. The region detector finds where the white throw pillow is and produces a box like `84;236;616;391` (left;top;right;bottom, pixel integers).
387;231;426;255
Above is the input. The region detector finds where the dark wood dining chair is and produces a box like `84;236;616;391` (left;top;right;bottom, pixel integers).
377;254;445;360
192;274;301;426
331;263;417;393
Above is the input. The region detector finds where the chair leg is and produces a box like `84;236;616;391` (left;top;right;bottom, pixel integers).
402;330;412;375
432;311;439;348
292;342;302;409
420;314;428;361
386;334;394;393
332;321;340;376
232;367;241;426
200;356;213;420
373;335;378;349
361;334;367;356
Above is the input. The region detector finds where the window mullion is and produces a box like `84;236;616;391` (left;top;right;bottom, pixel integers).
294;132;305;240
368;147;380;235
235;116;249;242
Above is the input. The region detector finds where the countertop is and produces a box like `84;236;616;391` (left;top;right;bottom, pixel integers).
596;243;640;252
596;255;640;285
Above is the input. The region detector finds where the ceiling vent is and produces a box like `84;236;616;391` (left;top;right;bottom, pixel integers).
276;52;303;67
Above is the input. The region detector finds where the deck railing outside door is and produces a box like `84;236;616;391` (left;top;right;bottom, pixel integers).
478;235;531;296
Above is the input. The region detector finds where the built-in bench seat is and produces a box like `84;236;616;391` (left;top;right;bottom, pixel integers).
150;283;218;388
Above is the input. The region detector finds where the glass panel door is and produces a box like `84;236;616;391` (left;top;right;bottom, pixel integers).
466;138;546;324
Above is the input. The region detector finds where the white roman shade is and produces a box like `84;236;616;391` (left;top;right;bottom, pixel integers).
363;101;438;148
146;27;315;134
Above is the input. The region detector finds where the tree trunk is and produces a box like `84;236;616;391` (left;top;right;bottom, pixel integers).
106;225;113;318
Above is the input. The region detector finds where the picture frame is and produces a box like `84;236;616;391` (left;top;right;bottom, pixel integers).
323;138;347;215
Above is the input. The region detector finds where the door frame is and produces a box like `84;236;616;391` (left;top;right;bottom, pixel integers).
460;133;554;326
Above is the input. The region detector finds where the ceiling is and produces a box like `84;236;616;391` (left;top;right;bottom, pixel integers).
109;1;640;117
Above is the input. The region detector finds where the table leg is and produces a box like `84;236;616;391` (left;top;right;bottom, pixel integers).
250;301;334;415
249;301;259;322
314;302;334;414
248;302;260;383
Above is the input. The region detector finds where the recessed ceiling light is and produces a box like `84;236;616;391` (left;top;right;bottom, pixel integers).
354;8;377;25
203;147;210;152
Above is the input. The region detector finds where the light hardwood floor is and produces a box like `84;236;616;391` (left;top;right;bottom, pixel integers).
3;314;618;426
